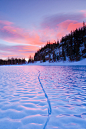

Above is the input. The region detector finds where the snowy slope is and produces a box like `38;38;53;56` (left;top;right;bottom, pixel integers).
28;58;86;66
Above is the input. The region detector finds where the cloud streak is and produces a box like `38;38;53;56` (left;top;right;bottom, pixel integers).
0;20;45;46
0;10;86;59
0;44;39;59
41;11;86;39
41;12;86;29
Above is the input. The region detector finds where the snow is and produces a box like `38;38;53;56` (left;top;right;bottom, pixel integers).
0;61;86;129
28;58;86;66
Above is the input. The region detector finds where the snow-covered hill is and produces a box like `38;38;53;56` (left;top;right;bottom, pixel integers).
34;25;86;64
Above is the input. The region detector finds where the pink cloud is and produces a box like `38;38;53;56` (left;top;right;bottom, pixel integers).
0;13;85;47
80;10;86;17
37;28;57;43
40;20;83;41
0;51;17;59
41;12;85;30
40;10;86;40
0;44;40;59
57;32;66;40
0;20;45;46
56;20;83;40
0;10;86;59
67;22;82;32
0;20;13;26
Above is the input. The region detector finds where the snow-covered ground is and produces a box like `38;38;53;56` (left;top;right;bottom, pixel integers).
0;64;86;129
28;58;86;66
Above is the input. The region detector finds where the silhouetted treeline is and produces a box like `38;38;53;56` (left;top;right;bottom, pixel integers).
28;56;34;63
0;58;26;65
34;22;86;62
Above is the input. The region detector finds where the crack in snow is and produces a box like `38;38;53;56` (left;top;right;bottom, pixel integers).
38;70;52;129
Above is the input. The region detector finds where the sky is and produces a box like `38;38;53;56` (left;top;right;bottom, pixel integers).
0;0;86;60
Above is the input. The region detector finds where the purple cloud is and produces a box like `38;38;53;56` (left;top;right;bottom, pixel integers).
0;44;39;59
41;12;86;29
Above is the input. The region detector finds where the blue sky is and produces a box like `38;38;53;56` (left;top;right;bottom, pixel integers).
0;0;86;60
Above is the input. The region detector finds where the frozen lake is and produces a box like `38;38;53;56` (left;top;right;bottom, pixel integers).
0;65;86;129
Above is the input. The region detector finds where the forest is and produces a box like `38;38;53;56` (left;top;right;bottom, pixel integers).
0;58;26;65
34;22;86;62
0;22;86;65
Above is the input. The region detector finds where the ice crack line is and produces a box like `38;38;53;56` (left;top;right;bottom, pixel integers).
38;70;52;129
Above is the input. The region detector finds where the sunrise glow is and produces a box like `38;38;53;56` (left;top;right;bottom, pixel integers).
0;0;86;60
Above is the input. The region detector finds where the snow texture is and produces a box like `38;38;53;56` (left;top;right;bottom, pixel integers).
28;58;86;66
0;65;86;129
